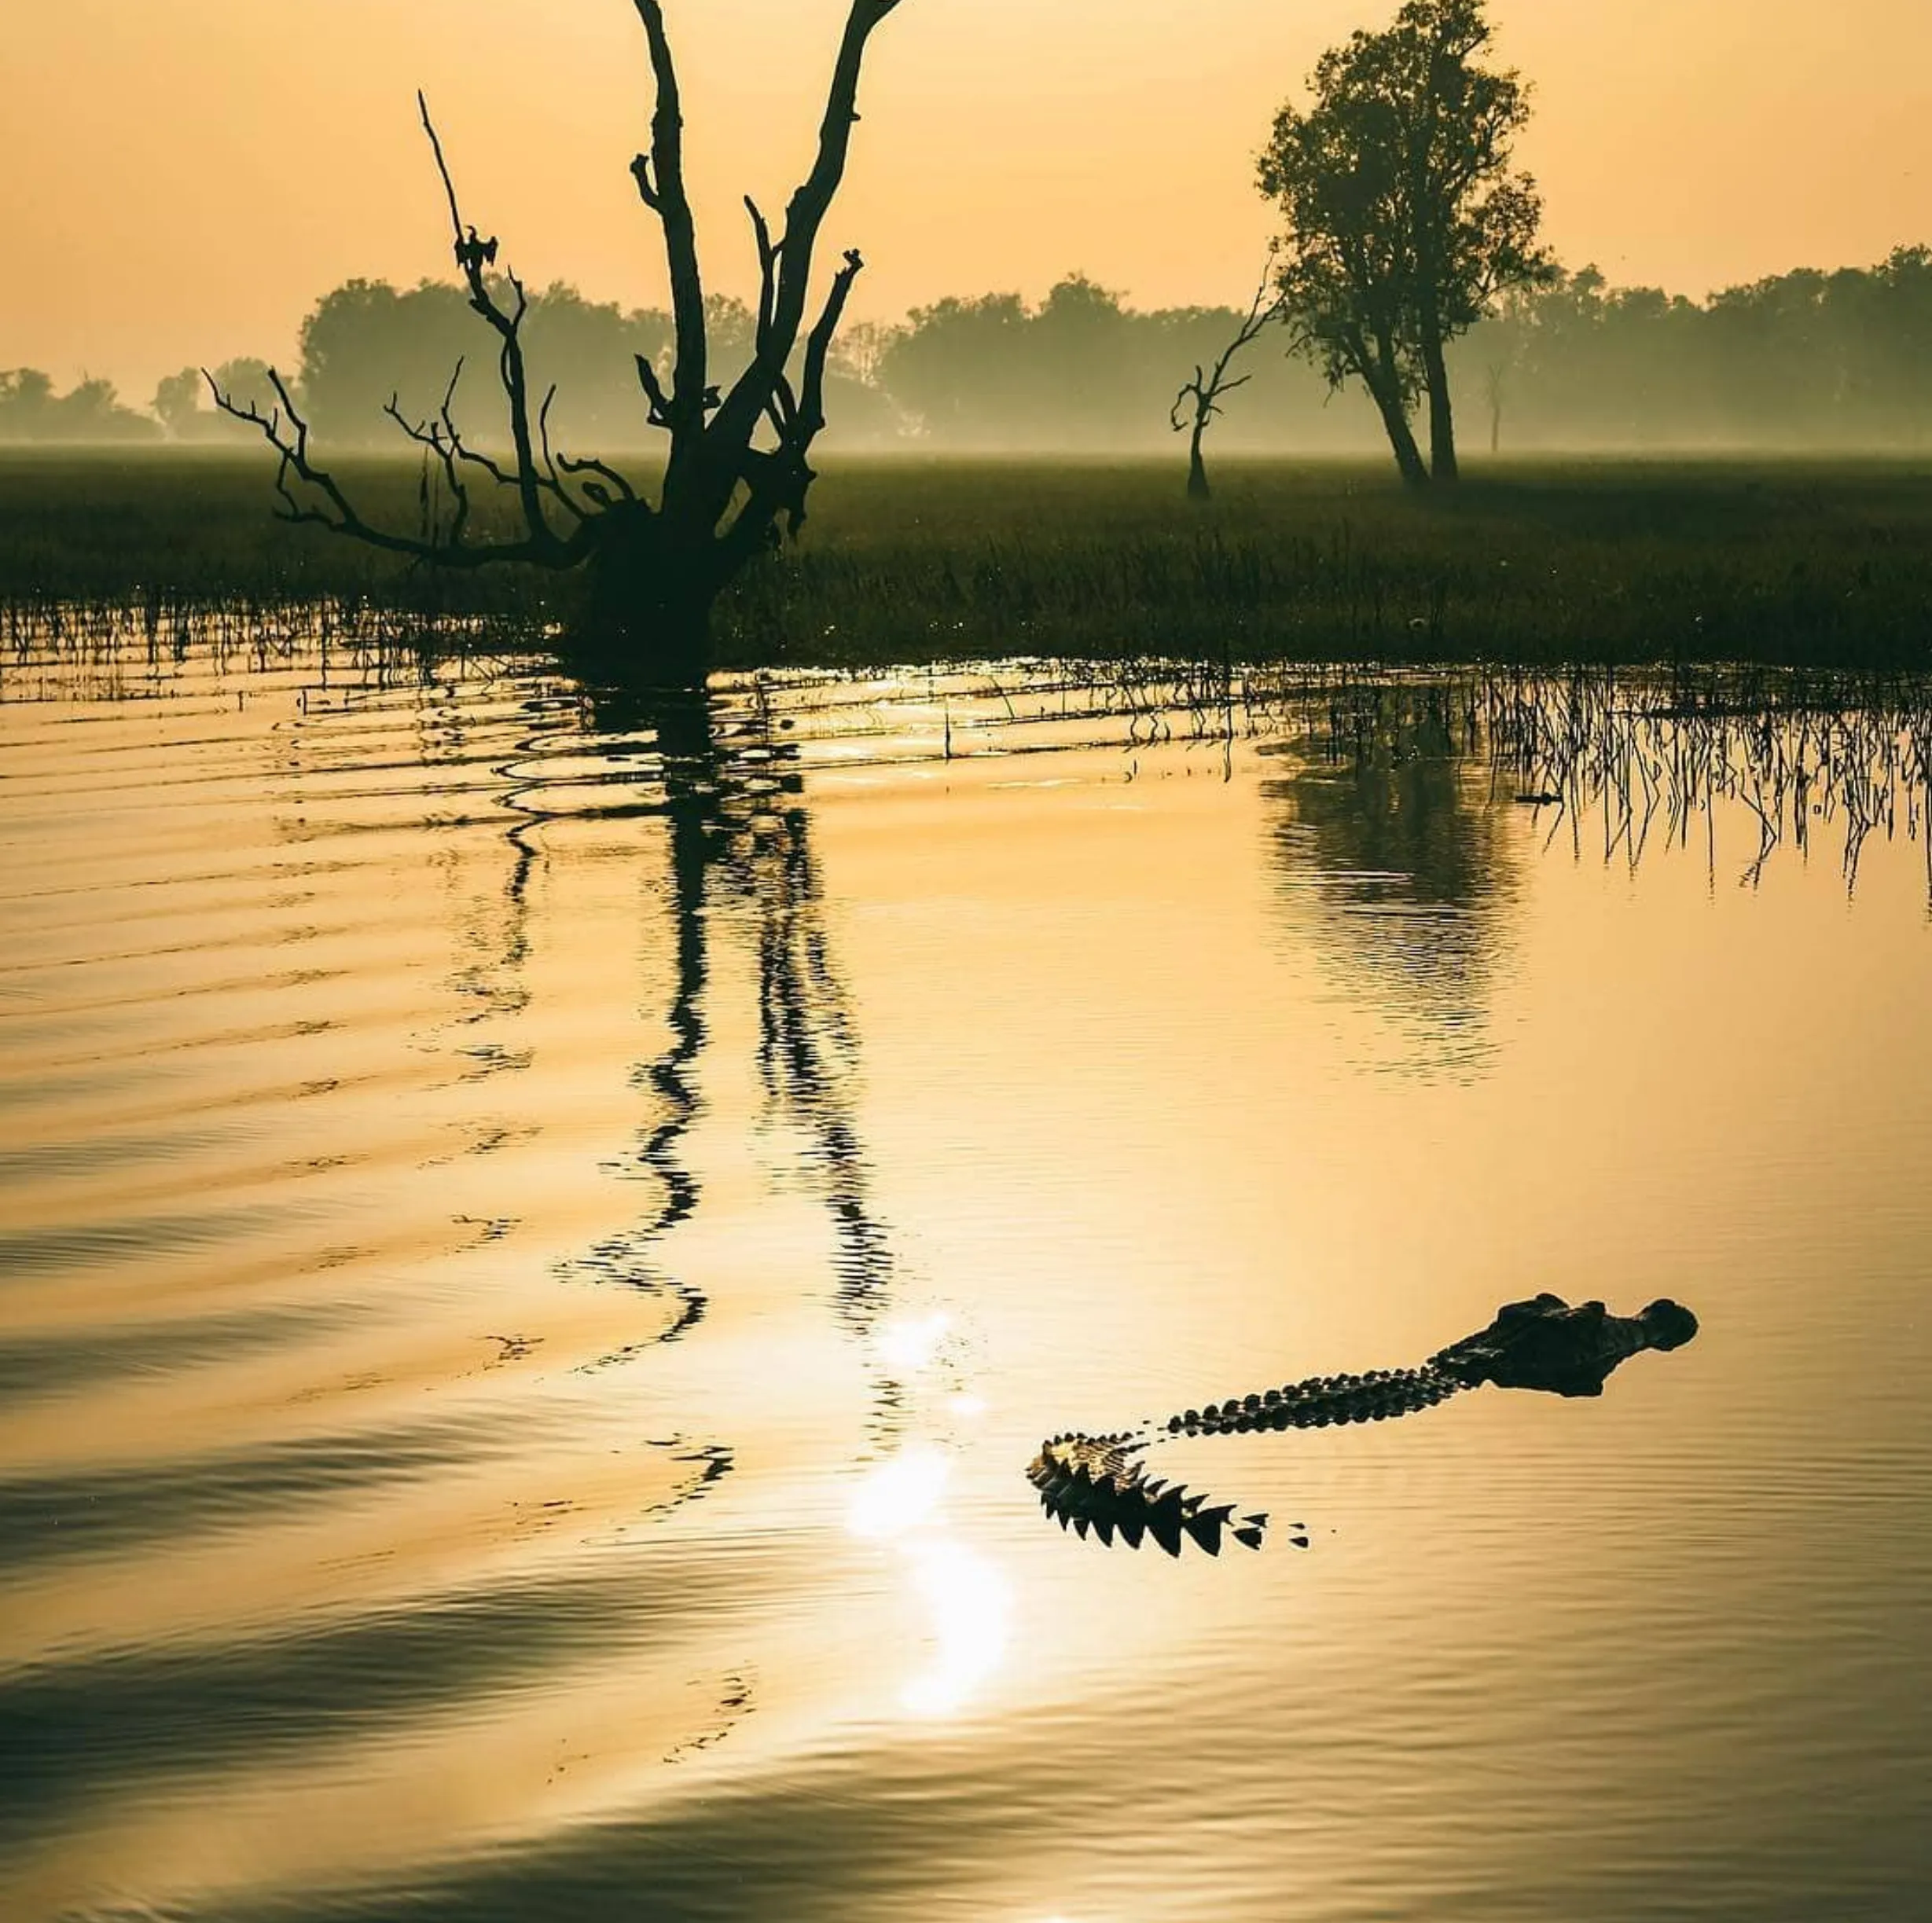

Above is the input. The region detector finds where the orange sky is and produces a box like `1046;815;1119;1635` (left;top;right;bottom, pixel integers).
4;0;1930;403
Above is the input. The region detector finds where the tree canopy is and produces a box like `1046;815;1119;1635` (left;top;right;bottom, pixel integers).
0;369;158;443
1259;0;1552;484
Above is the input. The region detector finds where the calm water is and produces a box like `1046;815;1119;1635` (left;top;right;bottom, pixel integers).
2;633;1930;1922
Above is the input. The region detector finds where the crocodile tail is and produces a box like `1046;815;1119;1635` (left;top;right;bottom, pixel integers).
1168;1363;1470;1437
1027;1434;1263;1557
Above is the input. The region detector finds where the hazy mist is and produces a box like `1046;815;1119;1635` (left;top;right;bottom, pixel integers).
9;250;1932;457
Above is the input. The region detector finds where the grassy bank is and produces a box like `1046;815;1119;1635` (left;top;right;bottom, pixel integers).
4;450;1931;669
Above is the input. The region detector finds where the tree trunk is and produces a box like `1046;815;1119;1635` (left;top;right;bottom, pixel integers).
570;518;716;690
1362;369;1430;488
1489;401;1501;456
1186;420;1212;501
1420;320;1459;483
1354;326;1430;489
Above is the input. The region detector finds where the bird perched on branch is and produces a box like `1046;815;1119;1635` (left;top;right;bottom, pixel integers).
456;226;499;273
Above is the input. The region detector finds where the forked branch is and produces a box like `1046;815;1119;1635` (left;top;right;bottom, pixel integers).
722;246;866;567
700;1;902;508
1172;250;1287;435
204;366;584;569
206;100;632;569
1170;250;1287;500
215;0;913;670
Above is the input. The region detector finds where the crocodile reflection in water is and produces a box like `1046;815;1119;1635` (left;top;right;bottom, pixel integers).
1029;1294;1699;1557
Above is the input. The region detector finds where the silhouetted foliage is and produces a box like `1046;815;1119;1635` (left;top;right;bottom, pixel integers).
153;360;274;441
1258;0;1553;485
875;275;1373;450
0;370;159;444
193;240;1932;464
1458;251;1932;449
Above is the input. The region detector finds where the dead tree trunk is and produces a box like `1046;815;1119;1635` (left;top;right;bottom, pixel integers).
211;0;910;690
1170;255;1284;504
1185;431;1211;502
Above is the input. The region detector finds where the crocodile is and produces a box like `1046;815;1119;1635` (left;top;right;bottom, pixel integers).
1028;1293;1699;1557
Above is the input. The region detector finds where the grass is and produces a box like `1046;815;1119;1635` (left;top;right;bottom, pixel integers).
3;448;1932;670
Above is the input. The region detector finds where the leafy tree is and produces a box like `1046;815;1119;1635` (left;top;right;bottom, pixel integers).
1258;0;1552;484
153;369;206;437
156;360;276;438
1;369;158;442
0;369;56;439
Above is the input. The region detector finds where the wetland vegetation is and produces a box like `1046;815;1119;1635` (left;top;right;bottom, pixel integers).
9;0;1932;1915
6;453;1932;675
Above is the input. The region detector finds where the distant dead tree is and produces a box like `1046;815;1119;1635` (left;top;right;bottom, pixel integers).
210;1;910;687
1483;357;1507;454
1169;254;1285;501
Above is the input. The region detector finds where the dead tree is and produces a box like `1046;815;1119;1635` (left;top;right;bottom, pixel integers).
209;1;909;688
1169;255;1284;502
1483;358;1507;454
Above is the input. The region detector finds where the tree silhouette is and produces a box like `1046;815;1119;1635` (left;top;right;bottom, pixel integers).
211;0;911;687
1168;253;1284;501
1258;0;1552;485
0;369;158;443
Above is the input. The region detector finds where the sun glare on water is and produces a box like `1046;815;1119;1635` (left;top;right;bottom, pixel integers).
844;1345;1014;1718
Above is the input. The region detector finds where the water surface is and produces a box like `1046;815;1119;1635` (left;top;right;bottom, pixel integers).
2;635;1929;1921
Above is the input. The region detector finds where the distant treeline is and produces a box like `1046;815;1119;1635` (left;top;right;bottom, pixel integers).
7;247;1932;453
0;369;160;443
1464;250;1932;451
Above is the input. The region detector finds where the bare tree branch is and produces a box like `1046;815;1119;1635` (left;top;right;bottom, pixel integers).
795;246;865;452
745;195;781;364
703;1;901;500
384;365;476;550
631;1;709;475
1170;251;1285;497
204;365;592;571
716;245;868;569
556;449;640;506
536;387;589;522
416;92;565;555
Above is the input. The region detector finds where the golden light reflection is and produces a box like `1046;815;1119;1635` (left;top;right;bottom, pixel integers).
875;1309;952;1375
900;1539;1013;1717
845;1444;951;1541
843;1426;1012;1717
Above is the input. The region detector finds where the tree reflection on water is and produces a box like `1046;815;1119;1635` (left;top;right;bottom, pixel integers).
1263;681;1516;1073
